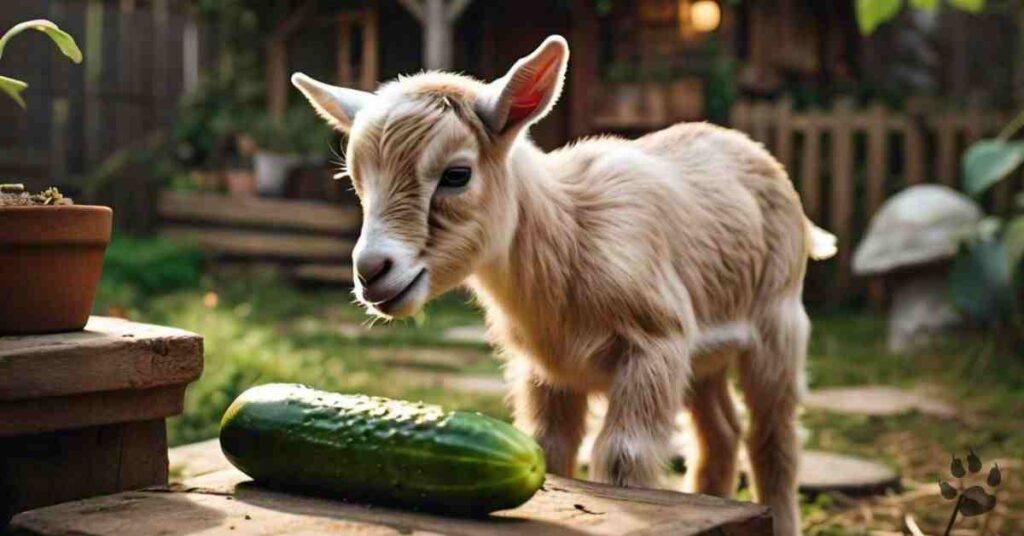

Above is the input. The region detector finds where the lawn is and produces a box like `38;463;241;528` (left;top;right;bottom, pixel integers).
94;238;1024;535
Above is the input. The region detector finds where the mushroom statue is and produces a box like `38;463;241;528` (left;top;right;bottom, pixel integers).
853;184;982;352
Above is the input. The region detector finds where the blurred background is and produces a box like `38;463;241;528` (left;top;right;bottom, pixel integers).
2;1;1023;534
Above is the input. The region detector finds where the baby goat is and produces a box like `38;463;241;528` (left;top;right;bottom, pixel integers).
294;36;835;536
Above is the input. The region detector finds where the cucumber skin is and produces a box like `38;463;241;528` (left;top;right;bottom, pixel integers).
219;384;545;515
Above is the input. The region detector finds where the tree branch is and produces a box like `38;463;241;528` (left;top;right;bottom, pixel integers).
270;0;315;42
447;0;472;21
398;0;425;23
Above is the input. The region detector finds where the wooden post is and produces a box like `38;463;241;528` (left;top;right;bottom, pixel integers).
361;3;379;90
266;1;316;119
336;20;353;86
866;104;888;310
399;0;473;71
773;99;794;174
800;122;822;224
831;99;855;300
903;108;926;185
568;0;599;138
935;114;958;187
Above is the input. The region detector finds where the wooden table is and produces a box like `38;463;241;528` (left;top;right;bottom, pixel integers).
9;439;771;535
0;317;203;522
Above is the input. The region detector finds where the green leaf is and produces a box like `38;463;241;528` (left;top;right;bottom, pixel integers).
1005;216;1024;274
949;240;1013;323
0;76;27;108
910;0;938;8
949;0;985;13
0;19;82;63
962;139;1024;197
856;0;903;35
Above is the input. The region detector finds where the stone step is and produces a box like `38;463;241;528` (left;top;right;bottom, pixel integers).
803;386;957;418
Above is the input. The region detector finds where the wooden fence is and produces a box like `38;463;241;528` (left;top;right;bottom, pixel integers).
0;0;206;232
730;99;1015;306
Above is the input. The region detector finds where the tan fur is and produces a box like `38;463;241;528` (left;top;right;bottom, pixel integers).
294;37;822;535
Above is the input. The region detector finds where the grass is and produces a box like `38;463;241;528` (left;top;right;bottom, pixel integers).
93;240;1024;535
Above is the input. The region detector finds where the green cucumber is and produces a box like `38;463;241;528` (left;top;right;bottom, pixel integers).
219;384;545;515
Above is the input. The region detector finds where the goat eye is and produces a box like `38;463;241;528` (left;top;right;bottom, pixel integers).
439;166;472;189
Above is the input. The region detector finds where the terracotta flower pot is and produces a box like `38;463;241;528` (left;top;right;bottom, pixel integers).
0;205;113;335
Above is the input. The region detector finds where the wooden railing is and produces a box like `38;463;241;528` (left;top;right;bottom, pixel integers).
730;99;1015;305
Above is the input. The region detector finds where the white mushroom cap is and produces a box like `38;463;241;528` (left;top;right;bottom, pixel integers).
853;184;982;276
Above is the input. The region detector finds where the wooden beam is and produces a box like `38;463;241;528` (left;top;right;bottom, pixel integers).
398;0;425;23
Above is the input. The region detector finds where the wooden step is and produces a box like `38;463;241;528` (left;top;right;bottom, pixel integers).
158;191;361;234
163;227;353;261
292;263;354;285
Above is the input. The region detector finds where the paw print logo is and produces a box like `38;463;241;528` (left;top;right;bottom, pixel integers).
938;448;1001;536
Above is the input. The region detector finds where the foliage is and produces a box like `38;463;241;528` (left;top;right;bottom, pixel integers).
0;19;81;108
948;110;1024;344
242;108;335;155
855;0;985;35
174;1;284;168
94;237;204;314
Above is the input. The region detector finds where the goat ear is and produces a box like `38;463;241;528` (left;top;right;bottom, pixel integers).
291;73;376;133
475;35;569;137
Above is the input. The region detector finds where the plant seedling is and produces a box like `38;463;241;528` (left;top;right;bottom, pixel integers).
0;19;82;108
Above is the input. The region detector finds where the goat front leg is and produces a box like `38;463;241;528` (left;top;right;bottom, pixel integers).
591;342;685;487
509;361;588;477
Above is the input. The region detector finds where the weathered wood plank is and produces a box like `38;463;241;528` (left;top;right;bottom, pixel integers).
830;100;855;297
0;385;186;437
158;192;361;234
1;419;168;516
799;125;821;222
292;263;354;285
0;317;203;402
12;466;772;536
162;227;354;262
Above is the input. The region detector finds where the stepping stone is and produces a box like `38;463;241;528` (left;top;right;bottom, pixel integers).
803;386;957;418
443;325;489;345
368;347;489;372
394;370;507;395
798;450;900;496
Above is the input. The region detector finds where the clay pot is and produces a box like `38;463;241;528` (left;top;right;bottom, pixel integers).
0;205;113;335
223;169;256;196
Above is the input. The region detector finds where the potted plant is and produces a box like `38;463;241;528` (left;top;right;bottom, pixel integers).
244;108;332;196
0;21;109;335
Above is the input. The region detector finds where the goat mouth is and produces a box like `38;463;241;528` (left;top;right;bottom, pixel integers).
374;269;427;314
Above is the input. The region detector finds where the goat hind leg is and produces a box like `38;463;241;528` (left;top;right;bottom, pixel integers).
685;366;741;497
740;297;808;536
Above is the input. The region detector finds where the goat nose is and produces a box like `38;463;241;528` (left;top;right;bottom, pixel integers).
356;251;393;286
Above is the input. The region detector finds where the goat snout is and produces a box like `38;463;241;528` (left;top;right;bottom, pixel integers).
355;250;394;287
353;240;429;317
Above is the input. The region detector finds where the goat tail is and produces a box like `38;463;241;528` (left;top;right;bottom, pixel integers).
806;219;837;261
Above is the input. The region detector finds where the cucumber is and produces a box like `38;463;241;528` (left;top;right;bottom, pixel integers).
219;384;545;515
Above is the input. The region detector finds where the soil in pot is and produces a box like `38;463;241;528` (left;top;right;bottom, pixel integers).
0;184;112;335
